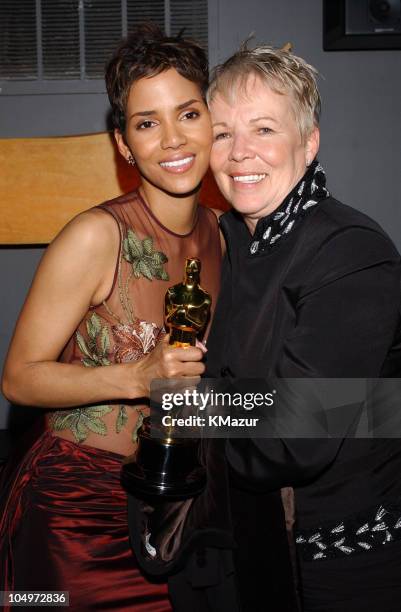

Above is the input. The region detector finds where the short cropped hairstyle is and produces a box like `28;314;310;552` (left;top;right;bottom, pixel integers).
207;43;321;139
105;23;209;133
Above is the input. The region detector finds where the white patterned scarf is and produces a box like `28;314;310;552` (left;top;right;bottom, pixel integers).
249;160;329;256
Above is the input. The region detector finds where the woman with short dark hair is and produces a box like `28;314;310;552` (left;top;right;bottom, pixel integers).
0;23;222;610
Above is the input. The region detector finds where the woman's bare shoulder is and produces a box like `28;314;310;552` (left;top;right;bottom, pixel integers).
54;206;119;252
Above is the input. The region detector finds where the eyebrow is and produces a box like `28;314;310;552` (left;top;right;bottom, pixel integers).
129;98;201;120
250;116;278;123
212;116;278;128
176;98;201;111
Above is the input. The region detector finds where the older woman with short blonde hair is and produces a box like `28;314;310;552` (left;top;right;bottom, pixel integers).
204;44;401;612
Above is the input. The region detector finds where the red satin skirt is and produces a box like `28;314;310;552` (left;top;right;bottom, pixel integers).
0;430;171;611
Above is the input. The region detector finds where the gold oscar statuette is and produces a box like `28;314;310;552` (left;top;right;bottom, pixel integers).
121;258;211;499
165;257;211;347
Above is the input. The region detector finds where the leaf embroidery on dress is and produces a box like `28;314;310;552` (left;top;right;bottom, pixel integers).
76;313;111;367
112;320;164;363
116;405;128;433
123;229;169;281
51;405;113;443
115;405;146;442
132;408;145;444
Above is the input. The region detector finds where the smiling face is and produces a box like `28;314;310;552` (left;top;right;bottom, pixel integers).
210;74;319;232
115;68;212;202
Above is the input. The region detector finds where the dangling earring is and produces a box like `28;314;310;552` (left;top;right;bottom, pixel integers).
127;154;136;166
306;159;311;167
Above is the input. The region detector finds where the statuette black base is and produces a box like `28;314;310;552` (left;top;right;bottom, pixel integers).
121;418;206;500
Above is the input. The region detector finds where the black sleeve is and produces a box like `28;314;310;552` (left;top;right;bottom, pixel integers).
226;226;401;490
205;252;232;378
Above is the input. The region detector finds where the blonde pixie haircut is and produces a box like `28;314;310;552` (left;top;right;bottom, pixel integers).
207;43;321;140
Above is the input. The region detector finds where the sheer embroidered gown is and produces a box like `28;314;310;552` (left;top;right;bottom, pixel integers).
0;190;221;611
